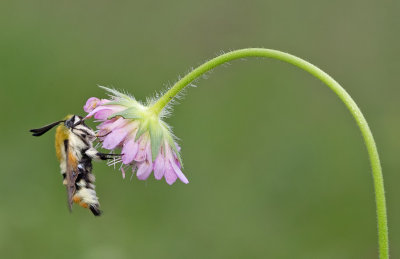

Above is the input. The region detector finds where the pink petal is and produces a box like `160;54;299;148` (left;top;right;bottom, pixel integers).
164;160;177;185
153;153;165;180
175;157;181;169
136;161;153;180
170;157;188;184
146;139;152;160
94;109;114;120
134;134;149;162
86;104;124;119
122;138;139;164
172;143;182;165
97;117;127;137
84;97;101;113
102;127;130;149
97;118;117;130
85;105;109;119
99;99;110;105
107;117;127;130
136;142;154;180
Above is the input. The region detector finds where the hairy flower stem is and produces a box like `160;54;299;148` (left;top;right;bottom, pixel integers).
150;48;388;258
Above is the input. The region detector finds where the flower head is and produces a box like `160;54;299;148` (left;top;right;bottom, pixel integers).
84;86;188;185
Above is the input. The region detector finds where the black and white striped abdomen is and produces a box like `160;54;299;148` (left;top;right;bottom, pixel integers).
73;153;101;216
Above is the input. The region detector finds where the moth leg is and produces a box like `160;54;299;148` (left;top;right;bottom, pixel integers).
85;148;121;161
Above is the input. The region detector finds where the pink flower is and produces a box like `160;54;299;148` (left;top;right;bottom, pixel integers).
83;86;188;185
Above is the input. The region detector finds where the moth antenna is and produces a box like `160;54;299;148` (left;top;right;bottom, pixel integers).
30;120;65;137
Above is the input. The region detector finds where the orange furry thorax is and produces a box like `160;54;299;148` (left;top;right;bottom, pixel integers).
55;115;73;161
55;124;69;161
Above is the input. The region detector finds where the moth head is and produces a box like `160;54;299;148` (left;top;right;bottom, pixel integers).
64;115;84;129
65;114;96;142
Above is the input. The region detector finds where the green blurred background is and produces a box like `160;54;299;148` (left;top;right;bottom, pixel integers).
1;0;399;258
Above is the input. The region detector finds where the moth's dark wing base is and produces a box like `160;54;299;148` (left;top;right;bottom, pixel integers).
64;139;77;211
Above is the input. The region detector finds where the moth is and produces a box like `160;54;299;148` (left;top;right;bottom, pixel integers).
30;115;118;216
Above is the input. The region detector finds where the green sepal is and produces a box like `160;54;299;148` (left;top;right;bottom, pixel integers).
135;120;149;142
149;119;163;161
108;107;142;120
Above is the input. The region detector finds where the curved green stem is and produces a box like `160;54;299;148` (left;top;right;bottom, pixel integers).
150;48;388;258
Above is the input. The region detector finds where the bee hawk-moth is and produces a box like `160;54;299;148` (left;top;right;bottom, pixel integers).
30;114;118;216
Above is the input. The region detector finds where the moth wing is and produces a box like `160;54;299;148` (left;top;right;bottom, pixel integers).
66;149;79;211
